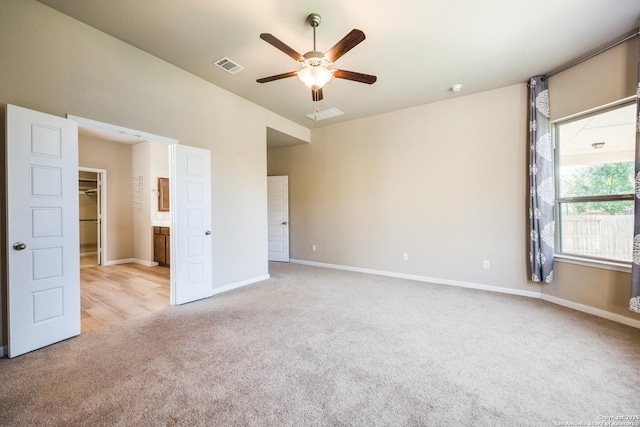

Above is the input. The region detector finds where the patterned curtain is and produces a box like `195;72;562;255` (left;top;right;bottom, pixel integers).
528;76;554;283
630;38;640;313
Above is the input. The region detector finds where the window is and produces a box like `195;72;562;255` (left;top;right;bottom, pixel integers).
555;101;636;263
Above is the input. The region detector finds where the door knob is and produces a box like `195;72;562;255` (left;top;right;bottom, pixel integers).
282;221;288;225
205;230;211;236
13;242;26;251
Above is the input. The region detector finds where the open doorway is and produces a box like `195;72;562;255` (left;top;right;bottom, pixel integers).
75;124;174;332
78;168;105;267
266;127;307;265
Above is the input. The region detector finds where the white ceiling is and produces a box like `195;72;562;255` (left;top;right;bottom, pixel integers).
79;126;147;145
36;0;640;131
558;103;636;166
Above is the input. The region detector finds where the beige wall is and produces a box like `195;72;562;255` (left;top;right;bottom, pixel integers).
79;136;134;262
131;142;152;263
0;0;309;350
269;83;540;294
149;143;171;225
549;38;638;121
132;141;172;263
545;262;633;318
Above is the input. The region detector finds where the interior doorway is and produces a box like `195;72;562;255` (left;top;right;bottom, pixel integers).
266;127;306;266
78;168;105;267
75;123;174;332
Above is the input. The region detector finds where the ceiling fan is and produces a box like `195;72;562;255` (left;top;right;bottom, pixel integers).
257;13;377;109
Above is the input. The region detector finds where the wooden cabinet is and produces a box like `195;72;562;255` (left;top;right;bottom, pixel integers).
158;178;170;212
153;227;170;267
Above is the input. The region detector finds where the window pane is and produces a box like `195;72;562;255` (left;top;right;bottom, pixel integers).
557;103;636;198
558;201;633;262
560;162;634;198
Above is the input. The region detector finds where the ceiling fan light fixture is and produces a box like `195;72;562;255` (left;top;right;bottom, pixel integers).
297;66;333;90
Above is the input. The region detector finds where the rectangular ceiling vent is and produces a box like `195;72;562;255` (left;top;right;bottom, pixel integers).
213;57;244;74
306;108;345;121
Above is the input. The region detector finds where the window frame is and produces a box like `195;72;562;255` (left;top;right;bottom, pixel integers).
552;97;636;270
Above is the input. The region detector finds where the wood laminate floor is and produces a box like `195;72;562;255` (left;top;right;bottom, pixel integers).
80;256;170;332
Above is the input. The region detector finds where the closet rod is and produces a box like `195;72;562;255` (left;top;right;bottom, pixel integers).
546;28;639;79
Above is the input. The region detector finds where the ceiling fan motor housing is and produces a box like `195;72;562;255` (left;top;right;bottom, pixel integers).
303;51;330;67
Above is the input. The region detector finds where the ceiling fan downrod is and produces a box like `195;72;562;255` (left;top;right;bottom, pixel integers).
307;13;321;52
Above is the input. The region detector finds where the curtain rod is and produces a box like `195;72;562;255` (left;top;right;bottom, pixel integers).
545;28;640;79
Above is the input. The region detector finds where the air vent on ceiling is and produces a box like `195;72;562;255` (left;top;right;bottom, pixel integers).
213;57;244;74
306;107;344;121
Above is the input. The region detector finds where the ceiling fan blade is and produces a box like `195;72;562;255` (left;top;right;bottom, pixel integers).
260;33;304;62
312;88;324;101
256;71;298;83
325;29;366;63
333;69;377;84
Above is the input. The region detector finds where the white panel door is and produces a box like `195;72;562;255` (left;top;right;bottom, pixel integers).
267;176;289;262
6;104;80;358
173;145;212;305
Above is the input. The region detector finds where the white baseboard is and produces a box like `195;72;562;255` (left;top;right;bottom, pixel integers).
541;294;640;329
103;258;158;267
103;258;133;266
0;345;5;358
132;259;159;267
290;259;541;298
80;252;98;257
210;274;270;296
290;259;640;330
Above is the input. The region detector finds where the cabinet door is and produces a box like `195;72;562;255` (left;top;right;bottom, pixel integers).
166;235;170;267
158;178;170;212
154;234;166;265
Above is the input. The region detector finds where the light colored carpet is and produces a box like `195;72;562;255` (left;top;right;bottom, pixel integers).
1;262;639;426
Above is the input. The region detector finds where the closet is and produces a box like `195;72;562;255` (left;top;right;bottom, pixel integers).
79;171;100;264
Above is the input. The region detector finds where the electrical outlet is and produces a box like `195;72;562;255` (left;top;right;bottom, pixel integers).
403;253;409;261
483;260;490;269
312;244;316;252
